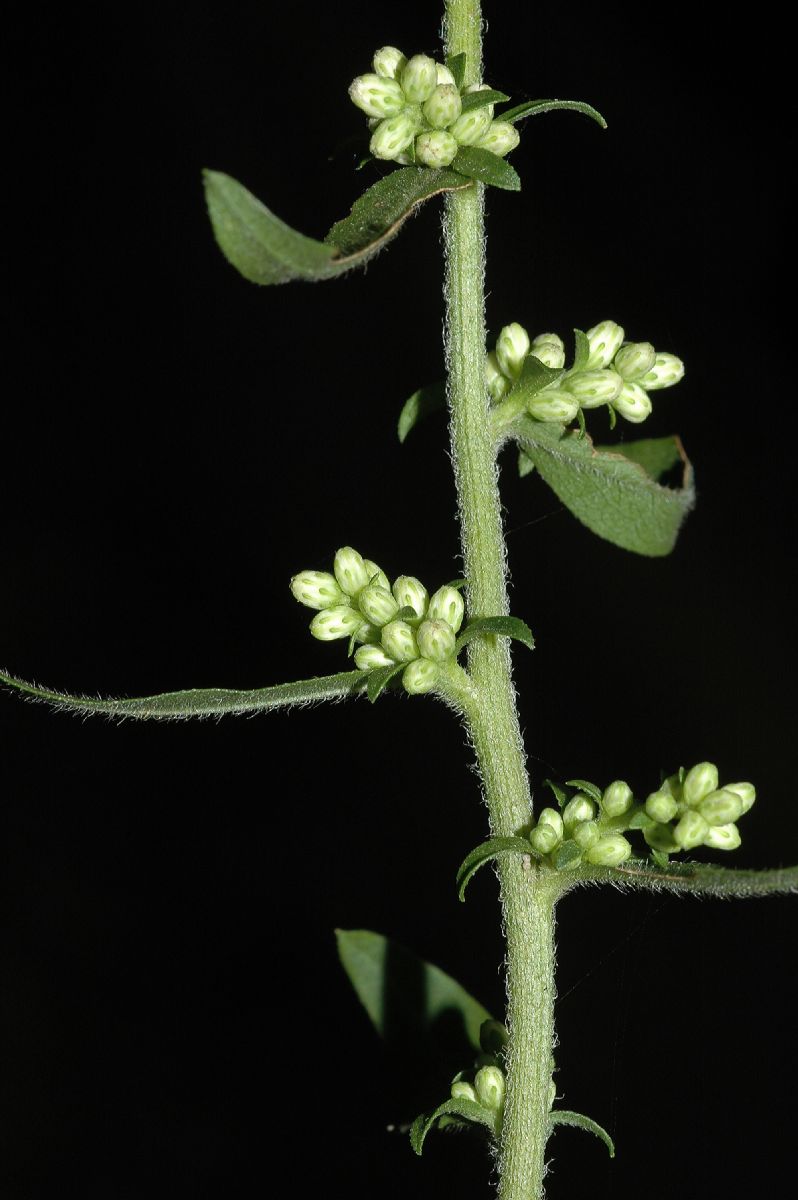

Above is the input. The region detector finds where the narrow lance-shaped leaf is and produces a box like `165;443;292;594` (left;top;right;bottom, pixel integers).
570;859;798;898
498;98;608;129
455;616;535;654
459;88;510;113
451;147;521;192
366;662;406;703
457;836;541;901
398;381;446;443
549;1110;615;1157
410;1098;497;1155
445;52;467;89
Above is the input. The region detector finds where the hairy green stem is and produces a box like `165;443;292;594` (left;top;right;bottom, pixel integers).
443;2;557;1197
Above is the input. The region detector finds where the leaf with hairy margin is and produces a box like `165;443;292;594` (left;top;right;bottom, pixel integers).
366;662;406;703
410;1098;497;1154
398;381;446;442
451;146;521;191
460;88;510;113
456;836;541;901
549;1110;615;1157
499;98;607;128
455;616;535;654
571;859;798;898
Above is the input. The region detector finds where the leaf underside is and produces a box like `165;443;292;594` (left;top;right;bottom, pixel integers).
456;836;540;901
455;615;535;654
549;1110;615;1157
572;859;798;898
411;1098;497;1155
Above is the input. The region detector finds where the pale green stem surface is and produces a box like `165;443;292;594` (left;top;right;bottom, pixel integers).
443;3;557;1198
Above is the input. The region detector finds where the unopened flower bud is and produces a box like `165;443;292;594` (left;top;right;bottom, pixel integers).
381;619;419;663
451;1080;478;1103
402;657;439;694
563;794;596;827
527;389;580;424
567;369;624;408
357;584;400;627
422;83;462;129
530;823;561;855
310;605;362;641
614;341;656;381
401;54;438;103
496;323;530;380
573;820;601;849
370;112;418;161
703;822;742;851
476;121;520;157
372;46;407;80
349;73;405;119
354;644;396;671
530;334;565;369
683;762;719;807
427;585;465;633
449;106;493;146
673;810;710;850
643;822;680;853
362;560;390;592
290;570;346;611
612;381;653;424
392;576;428;618
585;834;633;867
724;782;756;814
416;618;457;662
334;547;370;596
601;780;634;818
645;789;679;824
699;788;744;826
436;62;456;85
415;129;459;167
538;807;564;839
586;320;625;369
474;1065;506;1112
485;351;512;403
640;352;685;390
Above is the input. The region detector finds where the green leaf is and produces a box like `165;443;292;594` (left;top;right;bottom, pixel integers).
445;578;468;591
204;167;470;285
446;53;467;89
410;1098;497;1155
543;779;568;809
499;98;608;129
572;328;591;371
398;381;446;443
512;354;566;402
626;807;655;830
549;1110;615;1157
572;860;798;897
555;840;583;871
518;448;535;478
335;929;491;1050
455;616;535;655
366;662;406;702
0;668;368;721
564;778;602;804
650;849;670;868
456;836;540;901
460;89;510;113
596;434;685;482
513;418;695;557
451;147;521;191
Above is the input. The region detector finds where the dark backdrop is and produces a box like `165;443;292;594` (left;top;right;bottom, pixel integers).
2;3;795;1197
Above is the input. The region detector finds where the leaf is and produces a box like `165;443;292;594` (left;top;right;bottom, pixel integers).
518;448;535;478
335;930;491;1051
460;88;510;113
596;434;684;482
410;1098;497;1155
445;578;468;591
626;808;655;830
204;167;470;286
564;778;602;804
455;616;535;655
446;53;467;89
555;840;583;871
513;418;695;557
513;354;567;402
543;779;568;809
451;147;521;191
366;662;407;702
572;328;591;371
572;860;798;898
499;98;608;129
0;668;368;721
456;836;540;901
549;1110;615;1157
398;381;446;443
650;849;670;869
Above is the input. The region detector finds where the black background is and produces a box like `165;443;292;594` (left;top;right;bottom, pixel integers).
1;3;795;1197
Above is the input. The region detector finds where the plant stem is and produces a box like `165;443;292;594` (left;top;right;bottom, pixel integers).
443;3;557;1197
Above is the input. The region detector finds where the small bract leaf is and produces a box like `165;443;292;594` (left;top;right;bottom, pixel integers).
512;355;566;403
398;381;446;442
518;448;536;477
555;840;583;871
455;616;535;654
549;1110;615;1157
410;1098;497;1155
456;836;541;901
444;578;468;591
543;779;568;809
572;328;591;372
446;52;467;89
451;146;521;191
460;88;510;113
499;98;608;129
366;662;407;702
564;778;602;804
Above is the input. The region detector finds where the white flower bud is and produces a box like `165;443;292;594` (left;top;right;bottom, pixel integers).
362;560;390;592
683;762;719;807
310;605;362;641
349;73;405;119
643;822;680;853
392;576;428;618
573;820;601;849
416;618;457;662
357;584;399;627
427;585;465;633
401;54;438;104
645;789;679;824
402;657;439;694
601;780;634;818
612;381;653;424
485;351;512;403
451;1080;478;1103
698;788;744;826
527;389;579;424
530;334;565;369
640;352;685;390
448;106;493;146
334;547;370;597
614;341;656;381
372;46;407;80
563;794;595;827
422;84;462;129
585;834;633;867
354;644;396;671
673;810;710;850
496;323;531;380
703;822;742;851
724;782;756;814
567;369;624;408
415;129;459;168
474;1065;505;1113
436;62;456;85
290;570;346;611
381;619;419;663
370;112;418;161
586;320;625;369
530;823;561;855
476;121;520;157
538;807;564;840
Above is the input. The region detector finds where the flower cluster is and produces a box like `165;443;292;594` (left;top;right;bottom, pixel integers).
449;1020;510;1127
348;47;519;167
290;546;464;695
486;318;685;426
642;762;755;855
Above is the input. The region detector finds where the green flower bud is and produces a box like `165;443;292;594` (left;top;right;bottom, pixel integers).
614;341;656;381
476;121;521;157
612;381;653;424
703;822;742;851
401;54;438;104
422;83;462;129
416;618;457;662
349;73;405;119
353;620;380;645
645;789;679;824
451;1080;478;1103
381;619;419;663
585;834;633;867
724;781;756;814
567;368;624;408
563;794;596;827
640;352;685;390
485;351;512;403
372;46;407;80
474;1065;506;1112
310;605;362;641
449;106;493;146
357;584;400;627
290;570;346;611
698;788;744;826
496;323;531;380
333;546;370;597
683;762;719;807
402;657;439;694
527;389;579;424
538;807;564;839
586;320;625;369
530;823;561;855
370;112;418;161
362;559;390;592
601;780;634;817
643;821;680;853
573;820;601;849
673;810;710;850
530;334;565;370
415;129;459;168
354;644;396;671
392;575;428;618
427;585;465;633
436;62;456;85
